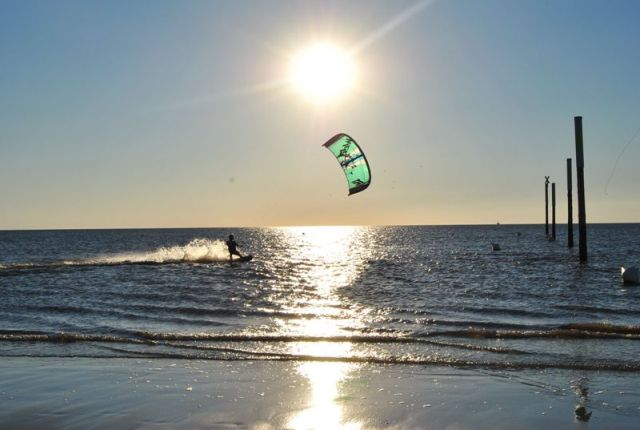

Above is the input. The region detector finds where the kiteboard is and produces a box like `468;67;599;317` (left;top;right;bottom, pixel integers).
235;255;253;263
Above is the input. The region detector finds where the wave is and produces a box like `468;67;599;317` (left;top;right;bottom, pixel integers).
0;238;233;274
155;349;640;371
4;343;640;372
4;320;640;344
452;305;557;318
3;328;640;371
0;332;151;344
11;304;230;327
431;323;640;340
386;316;548;332
6;324;640;345
10;302;350;323
560;322;640;334
133;332;434;343
554;304;640;317
0;329;530;348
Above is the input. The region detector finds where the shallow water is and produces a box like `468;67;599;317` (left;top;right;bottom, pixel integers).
2;224;640;371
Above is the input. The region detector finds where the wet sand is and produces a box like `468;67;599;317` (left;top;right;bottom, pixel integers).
1;358;638;429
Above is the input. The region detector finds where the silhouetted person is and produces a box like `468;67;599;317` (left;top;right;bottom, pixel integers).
225;234;243;261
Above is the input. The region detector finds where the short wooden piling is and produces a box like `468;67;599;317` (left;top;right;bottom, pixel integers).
544;176;550;236
574;116;587;262
551;182;556;241
566;158;574;248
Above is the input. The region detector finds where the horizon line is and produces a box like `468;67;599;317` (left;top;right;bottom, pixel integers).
1;221;639;232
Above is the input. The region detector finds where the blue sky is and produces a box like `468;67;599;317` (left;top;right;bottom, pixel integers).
1;0;639;228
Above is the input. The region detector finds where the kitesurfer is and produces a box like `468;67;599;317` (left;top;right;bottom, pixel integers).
225;234;243;261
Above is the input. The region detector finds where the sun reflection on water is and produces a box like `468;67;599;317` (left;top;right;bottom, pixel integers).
274;226;372;429
288;361;361;430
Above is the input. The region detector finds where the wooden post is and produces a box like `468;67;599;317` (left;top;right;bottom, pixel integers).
574;116;587;262
544;176;550;236
551;182;556;241
567;158;574;248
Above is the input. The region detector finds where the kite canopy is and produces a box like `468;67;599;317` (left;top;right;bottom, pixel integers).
323;133;371;195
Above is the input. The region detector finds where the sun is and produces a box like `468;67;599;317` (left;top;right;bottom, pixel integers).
289;43;356;105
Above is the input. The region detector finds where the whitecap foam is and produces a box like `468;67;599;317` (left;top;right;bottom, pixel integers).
96;238;231;264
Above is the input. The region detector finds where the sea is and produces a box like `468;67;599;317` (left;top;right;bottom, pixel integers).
2;224;640;373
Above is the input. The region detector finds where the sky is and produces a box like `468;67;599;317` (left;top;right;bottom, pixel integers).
1;0;639;229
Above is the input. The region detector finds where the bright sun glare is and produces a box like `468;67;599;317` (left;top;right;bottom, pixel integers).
289;43;356;105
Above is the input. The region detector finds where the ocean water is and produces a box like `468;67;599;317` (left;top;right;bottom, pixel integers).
2;224;640;371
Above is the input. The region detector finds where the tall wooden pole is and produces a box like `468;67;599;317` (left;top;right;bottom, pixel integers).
551;182;556;241
545;176;550;236
567;158;574;248
574;116;587;262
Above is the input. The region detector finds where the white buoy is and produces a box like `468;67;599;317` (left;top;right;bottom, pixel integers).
621;266;640;285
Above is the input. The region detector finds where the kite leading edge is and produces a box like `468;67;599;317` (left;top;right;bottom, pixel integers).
323;133;371;195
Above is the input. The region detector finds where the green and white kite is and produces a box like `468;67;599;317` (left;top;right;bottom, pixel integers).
323;133;371;195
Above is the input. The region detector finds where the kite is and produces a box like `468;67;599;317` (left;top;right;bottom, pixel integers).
323;133;371;195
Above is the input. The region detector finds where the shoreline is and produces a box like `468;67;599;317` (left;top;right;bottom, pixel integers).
1;358;638;429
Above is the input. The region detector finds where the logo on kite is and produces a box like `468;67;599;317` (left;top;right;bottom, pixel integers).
322;133;371;195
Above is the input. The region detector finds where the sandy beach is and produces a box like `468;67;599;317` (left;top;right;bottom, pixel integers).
1;358;638;429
